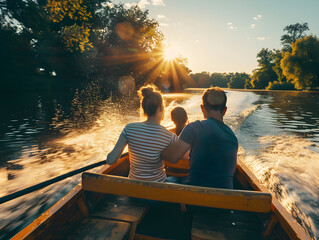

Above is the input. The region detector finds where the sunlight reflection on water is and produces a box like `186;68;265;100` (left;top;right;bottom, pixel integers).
0;89;318;239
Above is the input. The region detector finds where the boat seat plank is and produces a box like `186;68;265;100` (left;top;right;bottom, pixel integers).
82;172;272;213
67;218;131;240
191;210;262;240
92;194;148;223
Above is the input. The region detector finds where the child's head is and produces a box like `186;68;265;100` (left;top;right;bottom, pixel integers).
171;107;188;135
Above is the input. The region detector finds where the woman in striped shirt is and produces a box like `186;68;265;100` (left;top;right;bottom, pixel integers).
106;85;177;182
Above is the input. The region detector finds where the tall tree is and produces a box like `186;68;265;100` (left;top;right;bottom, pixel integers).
281;35;319;90
281;23;309;52
271;49;286;82
256;48;273;69
250;48;277;89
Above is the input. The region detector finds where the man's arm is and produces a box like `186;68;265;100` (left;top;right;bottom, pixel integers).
162;139;190;164
106;133;128;165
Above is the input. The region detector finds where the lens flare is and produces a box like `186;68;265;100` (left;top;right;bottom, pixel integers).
163;47;179;61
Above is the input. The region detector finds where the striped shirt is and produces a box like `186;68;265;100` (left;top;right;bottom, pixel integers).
122;122;177;182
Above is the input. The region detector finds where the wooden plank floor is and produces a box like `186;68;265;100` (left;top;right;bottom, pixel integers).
135;202;193;240
135;204;263;240
66;218;131;240
191;208;263;240
91;194;148;223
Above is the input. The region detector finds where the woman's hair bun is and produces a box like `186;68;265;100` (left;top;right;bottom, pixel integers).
138;84;164;117
141;87;154;97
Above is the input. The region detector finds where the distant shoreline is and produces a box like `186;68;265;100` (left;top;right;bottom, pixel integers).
184;88;319;94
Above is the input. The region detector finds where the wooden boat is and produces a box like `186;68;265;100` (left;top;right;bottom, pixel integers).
12;153;310;240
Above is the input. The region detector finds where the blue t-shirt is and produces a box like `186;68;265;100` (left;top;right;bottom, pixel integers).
179;118;238;189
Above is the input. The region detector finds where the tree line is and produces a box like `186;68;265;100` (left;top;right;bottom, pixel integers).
0;0;191;97
1;1;318;95
189;23;319;91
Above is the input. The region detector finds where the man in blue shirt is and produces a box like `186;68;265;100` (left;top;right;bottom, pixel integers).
162;87;238;189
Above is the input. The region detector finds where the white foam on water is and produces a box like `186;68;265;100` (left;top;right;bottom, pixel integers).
0;100;139;239
162;90;261;132
240;135;319;239
2;89;317;239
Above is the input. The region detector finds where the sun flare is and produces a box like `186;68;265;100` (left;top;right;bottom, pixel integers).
163;47;179;61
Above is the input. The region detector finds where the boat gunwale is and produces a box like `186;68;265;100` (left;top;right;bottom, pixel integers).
236;160;311;240
11;155;129;240
12;154;311;240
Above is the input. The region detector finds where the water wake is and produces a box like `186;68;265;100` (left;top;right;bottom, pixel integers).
0;94;140;239
1;89;318;239
240;135;319;239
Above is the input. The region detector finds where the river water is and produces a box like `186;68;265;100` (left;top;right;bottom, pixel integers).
0;89;318;239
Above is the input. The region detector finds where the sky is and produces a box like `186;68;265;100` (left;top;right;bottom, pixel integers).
113;0;319;74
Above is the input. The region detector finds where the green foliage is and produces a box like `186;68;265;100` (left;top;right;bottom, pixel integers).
0;27;38;91
45;0;93;52
257;48;274;69
190;72;211;87
245;78;253;89
270;49;286;82
281;23;309;52
249;22;314;91
104;4;164;52
250;48;278;89
0;0;171;94
210;73;229;88
190;72;250;89
227;73;250;89
46;0;92;23
281;35;319;90
266;81;296;90
250;68;278;89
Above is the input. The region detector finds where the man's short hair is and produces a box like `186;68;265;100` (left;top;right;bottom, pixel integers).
202;87;227;113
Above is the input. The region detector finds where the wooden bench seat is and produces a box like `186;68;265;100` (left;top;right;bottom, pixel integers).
67;218;131;240
82;172;272;213
82;173;272;239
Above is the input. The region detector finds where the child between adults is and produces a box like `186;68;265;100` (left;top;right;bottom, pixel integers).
170;107;188;136
164;107;190;186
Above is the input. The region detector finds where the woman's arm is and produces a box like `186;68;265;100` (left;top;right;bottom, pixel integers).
106;133;128;165
162;139;190;163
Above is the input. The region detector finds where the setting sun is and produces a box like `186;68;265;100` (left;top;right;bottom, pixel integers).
163;46;179;61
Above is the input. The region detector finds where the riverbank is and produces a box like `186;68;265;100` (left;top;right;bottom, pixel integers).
185;87;319;93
